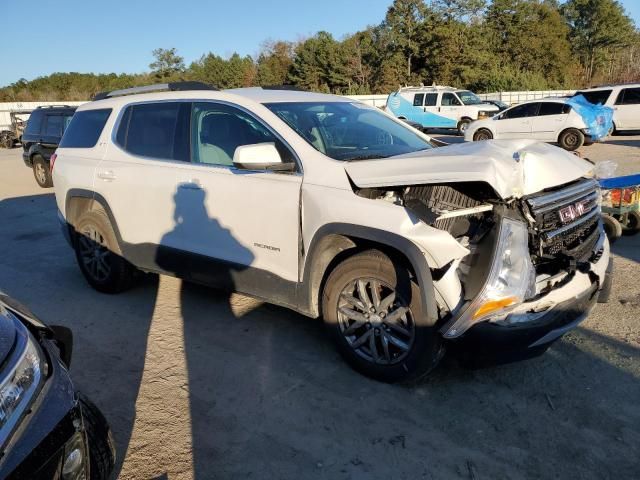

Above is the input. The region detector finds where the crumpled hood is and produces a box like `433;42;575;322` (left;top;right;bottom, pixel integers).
344;139;593;199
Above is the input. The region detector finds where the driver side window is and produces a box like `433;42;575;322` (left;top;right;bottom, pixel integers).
441;93;461;106
191;102;294;167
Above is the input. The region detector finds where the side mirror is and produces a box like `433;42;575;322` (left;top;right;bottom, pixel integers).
233;143;295;172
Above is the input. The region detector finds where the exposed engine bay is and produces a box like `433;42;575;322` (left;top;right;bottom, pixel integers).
355;177;603;303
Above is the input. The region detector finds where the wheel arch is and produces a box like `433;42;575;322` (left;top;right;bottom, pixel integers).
65;189;124;248
300;224;438;324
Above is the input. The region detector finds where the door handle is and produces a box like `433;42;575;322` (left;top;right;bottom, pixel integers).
97;170;116;181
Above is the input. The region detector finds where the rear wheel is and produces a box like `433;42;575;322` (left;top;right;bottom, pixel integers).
558;128;584;151
602;214;622;243
0;134;13;149
322;250;443;383
74;210;135;293
473;128;493;141
79;394;116;480
32;155;53;188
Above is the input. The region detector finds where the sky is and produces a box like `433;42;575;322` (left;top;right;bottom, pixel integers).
1;0;639;87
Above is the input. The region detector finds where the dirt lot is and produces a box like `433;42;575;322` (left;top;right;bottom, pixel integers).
0;136;639;480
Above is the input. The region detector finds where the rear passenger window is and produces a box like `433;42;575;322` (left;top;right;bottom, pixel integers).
616;88;640;105
116;102;190;161
538;103;564;116
59;109;111;148
44;115;64;137
424;93;437;106
413;94;424;106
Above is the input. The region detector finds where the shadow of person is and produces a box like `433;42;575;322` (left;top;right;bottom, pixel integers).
154;182;255;478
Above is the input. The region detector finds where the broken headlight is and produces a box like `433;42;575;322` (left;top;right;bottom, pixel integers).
444;218;536;338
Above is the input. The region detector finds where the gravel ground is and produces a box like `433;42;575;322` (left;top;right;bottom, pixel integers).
0;135;638;480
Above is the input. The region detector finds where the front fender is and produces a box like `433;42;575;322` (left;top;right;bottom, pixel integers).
301;223;440;324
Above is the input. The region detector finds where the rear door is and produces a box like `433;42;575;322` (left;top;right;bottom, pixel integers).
614;87;640;129
530;102;569;141
494;102;539;138
96;101;191;272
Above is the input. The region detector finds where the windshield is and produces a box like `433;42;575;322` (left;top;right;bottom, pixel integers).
264;102;432;161
456;91;483;105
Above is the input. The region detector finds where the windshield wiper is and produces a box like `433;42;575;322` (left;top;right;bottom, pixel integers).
345;154;389;161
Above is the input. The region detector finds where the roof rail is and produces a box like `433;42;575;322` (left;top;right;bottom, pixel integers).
36;105;74;109
261;85;306;91
92;81;218;101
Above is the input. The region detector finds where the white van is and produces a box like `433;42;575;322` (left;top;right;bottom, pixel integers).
573;83;640;132
385;85;501;134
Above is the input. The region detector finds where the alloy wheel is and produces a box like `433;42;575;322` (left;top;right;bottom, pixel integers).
337;278;415;365
35;163;47;184
78;226;112;282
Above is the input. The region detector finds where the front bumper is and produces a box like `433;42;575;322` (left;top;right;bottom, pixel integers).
451;232;611;362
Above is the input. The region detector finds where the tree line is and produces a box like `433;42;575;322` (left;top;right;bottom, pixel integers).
1;0;638;102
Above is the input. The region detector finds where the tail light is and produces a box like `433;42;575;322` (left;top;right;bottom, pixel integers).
50;153;57;173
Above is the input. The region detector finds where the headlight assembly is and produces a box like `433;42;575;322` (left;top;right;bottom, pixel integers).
0;315;44;447
444;218;536;338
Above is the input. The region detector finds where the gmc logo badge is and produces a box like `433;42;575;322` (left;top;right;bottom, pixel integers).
559;200;589;224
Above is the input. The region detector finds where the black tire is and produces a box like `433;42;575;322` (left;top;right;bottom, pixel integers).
623;210;640;234
32;155;53;188
322;249;444;383
74;210;135;293
0;135;13;149
473;128;493;141
79;394;116;480
558;128;585;151
602;214;622;243
457;118;472;135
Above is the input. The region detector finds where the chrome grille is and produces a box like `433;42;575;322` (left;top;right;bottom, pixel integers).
526;178;601;260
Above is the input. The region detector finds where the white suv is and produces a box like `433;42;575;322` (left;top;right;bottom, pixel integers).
573;83;640;132
53;82;612;382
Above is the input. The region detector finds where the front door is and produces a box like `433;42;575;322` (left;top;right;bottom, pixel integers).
172;101;302;299
494;102;539;138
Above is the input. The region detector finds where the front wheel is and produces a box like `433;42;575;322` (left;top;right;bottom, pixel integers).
558;128;585;151
79;394;116;480
473;128;493;141
322;250;444;383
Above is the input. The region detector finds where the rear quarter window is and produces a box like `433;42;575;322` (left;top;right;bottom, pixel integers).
24;110;44;135
59;109;111;148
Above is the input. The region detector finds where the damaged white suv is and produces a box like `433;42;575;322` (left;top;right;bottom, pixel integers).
52;83;612;382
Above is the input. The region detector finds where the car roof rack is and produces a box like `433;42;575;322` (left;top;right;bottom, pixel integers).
92;81;218;101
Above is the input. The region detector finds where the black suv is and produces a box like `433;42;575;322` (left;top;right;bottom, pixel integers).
22;106;77;188
0;292;115;479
